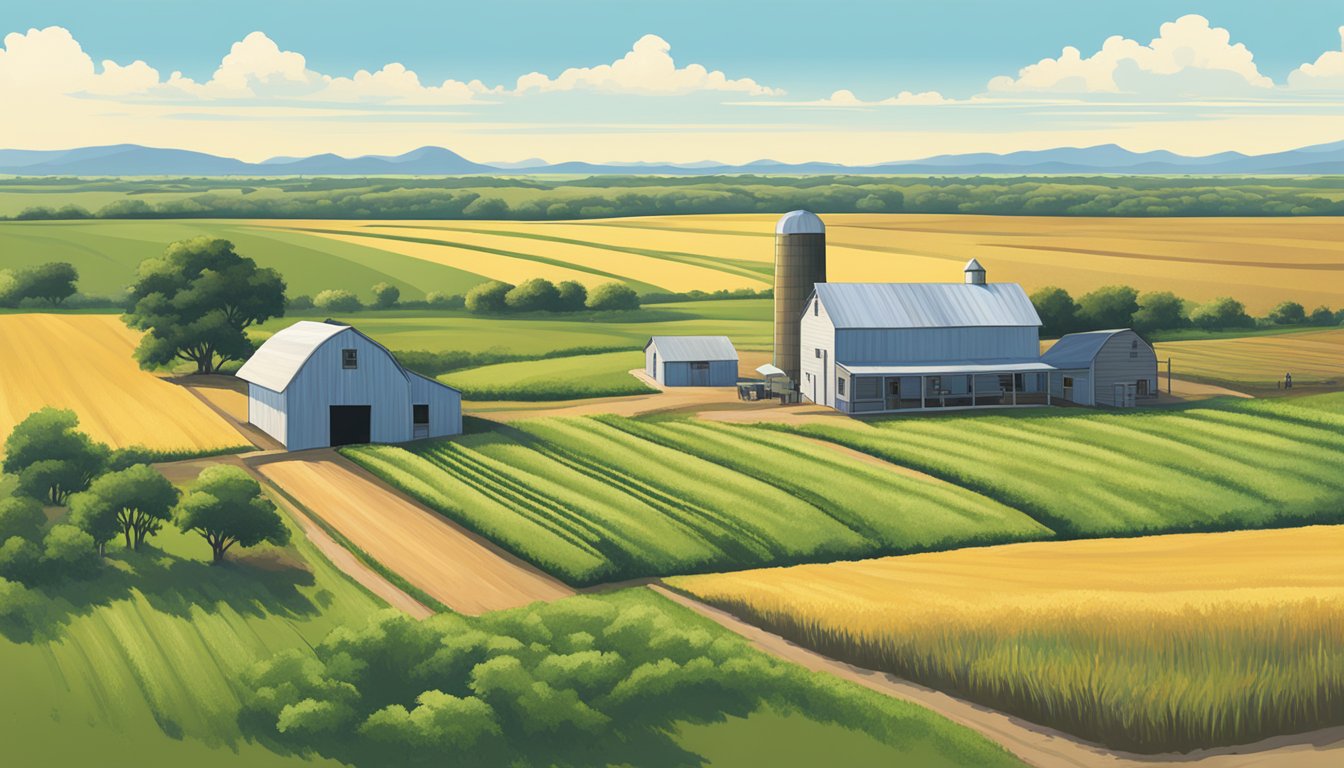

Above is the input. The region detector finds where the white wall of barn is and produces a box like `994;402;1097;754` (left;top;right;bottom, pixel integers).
799;295;836;406
247;383;288;446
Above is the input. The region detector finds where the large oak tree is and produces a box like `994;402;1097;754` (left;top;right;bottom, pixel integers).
125;237;285;374
174;465;289;564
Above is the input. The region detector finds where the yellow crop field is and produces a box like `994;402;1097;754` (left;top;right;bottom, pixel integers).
249;215;1344;313
0;314;250;454
1155;328;1344;388
670;526;1344;753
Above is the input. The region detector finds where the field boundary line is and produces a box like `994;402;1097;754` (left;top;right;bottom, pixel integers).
647;584;1344;768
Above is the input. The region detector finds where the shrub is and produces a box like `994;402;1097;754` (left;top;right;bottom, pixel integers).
41;524;98;579
0;497;45;543
556;281;587;312
1306;306;1336;326
504;278;561;312
1076;285;1139;330
463;197;509;218
1190;297;1254;331
1132;291;1186;334
465;281;513;314
1030;286;1077;338
1268;301;1306;325
585;282;640;312
288;294;315;311
0;536;41;582
371;282;400;309
3;408;108;505
314;289;362;312
425;291;465;309
855;194;886;211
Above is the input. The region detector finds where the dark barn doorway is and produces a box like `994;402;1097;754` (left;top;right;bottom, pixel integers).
329;405;371;446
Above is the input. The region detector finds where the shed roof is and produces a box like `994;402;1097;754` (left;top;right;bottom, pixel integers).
645;335;739;362
237;321;349;392
813;282;1041;329
1040;329;1132;369
840;359;1055;375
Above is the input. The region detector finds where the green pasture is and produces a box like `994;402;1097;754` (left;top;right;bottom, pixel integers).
341;415;1045;584
441;350;657;400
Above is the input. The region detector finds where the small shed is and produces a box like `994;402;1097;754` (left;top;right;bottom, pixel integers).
644;336;739;387
237;320;462;451
1042;329;1158;407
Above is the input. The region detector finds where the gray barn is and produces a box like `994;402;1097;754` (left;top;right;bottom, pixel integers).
1042;329;1158;407
237;320;462;451
644;336;739;386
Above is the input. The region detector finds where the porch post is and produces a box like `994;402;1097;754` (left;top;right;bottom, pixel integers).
971;374;977;408
1012;371;1018;406
920;376;926;410
1046;373;1052;405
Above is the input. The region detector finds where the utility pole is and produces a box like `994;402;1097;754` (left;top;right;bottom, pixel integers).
1166;357;1172;394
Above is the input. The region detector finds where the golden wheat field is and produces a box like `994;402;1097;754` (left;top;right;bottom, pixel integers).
1154;328;1344;387
249;214;1344;313
670;526;1344;752
0;314;250;454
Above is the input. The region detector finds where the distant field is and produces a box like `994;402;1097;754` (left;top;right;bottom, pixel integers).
340;416;1046;585
3;214;1342;312
763;393;1344;537
1155;328;1344;389
440;350;657;400
0;314;249;454
670;525;1344;752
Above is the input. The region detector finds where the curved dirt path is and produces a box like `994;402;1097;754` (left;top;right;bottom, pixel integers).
252;451;573;615
649;585;1344;768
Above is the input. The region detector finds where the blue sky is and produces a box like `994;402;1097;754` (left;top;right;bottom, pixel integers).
5;2;1344;162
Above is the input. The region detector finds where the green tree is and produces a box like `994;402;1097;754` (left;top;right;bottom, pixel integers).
371;282;401;309
504;279;561;312
463;197;509;218
1076;285;1140;330
125;237;286;374
70;464;180;553
2;408;108;505
465;281;513;314
1268;301;1306;325
1131;291;1187;333
175;465;290;564
314;289;362;312
0;497;45;543
42;524;98;579
556;281;587;312
425;291;465;309
1307;306;1337;326
855;194;886;211
585;283;640;312
1029;286;1077;338
13;262;79;305
1190;297;1254;331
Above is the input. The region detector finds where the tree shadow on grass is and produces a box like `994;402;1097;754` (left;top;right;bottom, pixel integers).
0;545;319;644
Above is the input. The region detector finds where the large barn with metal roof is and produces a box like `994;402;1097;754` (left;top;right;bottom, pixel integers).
236;320;461;451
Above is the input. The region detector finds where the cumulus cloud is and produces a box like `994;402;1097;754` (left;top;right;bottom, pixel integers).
1288;27;1344;90
512;34;781;96
0;26;160;97
747;88;952;107
988;14;1271;96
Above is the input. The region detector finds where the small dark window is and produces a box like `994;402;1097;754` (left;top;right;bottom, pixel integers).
691;361;710;370
813;300;818;316
1063;376;1074;388
413;404;429;425
837;378;846;397
342;348;358;369
1130;339;1139;358
814;347;821;358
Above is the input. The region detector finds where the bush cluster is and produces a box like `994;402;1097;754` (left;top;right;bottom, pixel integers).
242;596;801;767
466;279;638;314
1030;285;1342;338
0;262;78;307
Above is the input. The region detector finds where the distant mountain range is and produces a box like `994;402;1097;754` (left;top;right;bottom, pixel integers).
5;140;1344;176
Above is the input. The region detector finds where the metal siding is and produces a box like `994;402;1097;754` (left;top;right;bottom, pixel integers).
835;326;1038;365
663;362;691;387
1091;330;1158;405
815;283;1041;329
647;336;738;362
799;296;835;406
709;360;738;386
408;373;463;439
284;329;413;451
247;383;288;448
1042;329;1126;369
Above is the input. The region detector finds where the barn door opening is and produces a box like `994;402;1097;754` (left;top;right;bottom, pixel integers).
690;361;710;386
329;405;371;446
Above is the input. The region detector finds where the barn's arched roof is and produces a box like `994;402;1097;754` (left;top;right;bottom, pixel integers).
236;321;350;392
1041;329;1143;369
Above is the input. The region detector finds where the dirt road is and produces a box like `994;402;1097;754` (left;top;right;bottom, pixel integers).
252;451;573;614
650;585;1344;768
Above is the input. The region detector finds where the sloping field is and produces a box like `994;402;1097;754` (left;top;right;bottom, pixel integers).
765;394;1344;537
440;349;657;401
4;215;1340;310
670;525;1344;753
341;416;1047;585
1156;328;1344;388
0;314;249;454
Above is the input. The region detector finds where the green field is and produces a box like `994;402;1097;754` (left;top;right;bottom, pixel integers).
0;495;382;767
441;350;657;400
341;416;1048;585
764;395;1344;537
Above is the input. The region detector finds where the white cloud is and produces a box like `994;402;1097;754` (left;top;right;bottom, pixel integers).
741;88;953;107
988;14;1271;96
1288;27;1344;90
512;34;781;96
0;26;160;96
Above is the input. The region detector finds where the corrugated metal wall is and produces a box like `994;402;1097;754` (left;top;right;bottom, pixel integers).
836;326;1038;364
408;373;463;437
248;383;288;447
1091;330;1158;405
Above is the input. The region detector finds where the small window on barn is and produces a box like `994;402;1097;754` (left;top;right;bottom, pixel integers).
342;349;358;369
837;377;846;397
413;404;429;425
1063;376;1074;388
1130;339;1139;358
691;361;710;370
815;347;821;358
813;300;818;316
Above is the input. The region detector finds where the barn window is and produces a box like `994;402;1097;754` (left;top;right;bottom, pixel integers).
1130;339;1139;358
837;377;846;397
342;348;358;369
413;404;429;425
813;300;818;316
815;347;821;358
1063;376;1074;388
691;361;710;370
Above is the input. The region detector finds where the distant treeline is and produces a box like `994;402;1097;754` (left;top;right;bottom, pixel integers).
11;175;1344;219
1031;284;1343;338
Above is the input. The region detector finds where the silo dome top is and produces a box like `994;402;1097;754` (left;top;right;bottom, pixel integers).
776;210;825;235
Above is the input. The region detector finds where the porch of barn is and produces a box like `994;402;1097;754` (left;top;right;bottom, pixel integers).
838;362;1057;414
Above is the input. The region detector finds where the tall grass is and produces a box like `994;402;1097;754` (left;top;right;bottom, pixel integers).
672;526;1344;753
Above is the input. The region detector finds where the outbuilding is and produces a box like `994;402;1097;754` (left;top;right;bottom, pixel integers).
644;336;739;387
236;320;462;451
1041;329;1158;407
